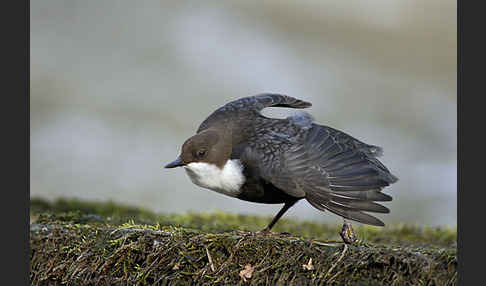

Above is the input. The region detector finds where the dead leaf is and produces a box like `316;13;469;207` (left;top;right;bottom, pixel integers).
302;258;314;271
239;264;254;282
172;262;180;270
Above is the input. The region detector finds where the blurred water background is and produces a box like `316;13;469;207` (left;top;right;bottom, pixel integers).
30;0;456;227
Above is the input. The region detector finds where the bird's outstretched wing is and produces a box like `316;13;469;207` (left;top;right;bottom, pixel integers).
240;117;398;226
197;93;311;133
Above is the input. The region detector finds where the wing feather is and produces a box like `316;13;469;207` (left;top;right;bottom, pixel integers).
240;118;398;226
197;93;311;133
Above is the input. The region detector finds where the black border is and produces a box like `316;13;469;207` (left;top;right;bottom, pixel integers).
457;0;462;283
26;0;31;284
458;0;484;284
6;0;29;284
25;0;30;284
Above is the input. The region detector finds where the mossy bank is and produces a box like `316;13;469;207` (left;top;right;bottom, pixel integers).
30;198;457;285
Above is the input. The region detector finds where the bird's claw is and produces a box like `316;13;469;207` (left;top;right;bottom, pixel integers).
340;221;358;244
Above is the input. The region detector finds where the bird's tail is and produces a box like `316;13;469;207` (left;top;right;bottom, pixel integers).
302;125;398;226
305;187;392;226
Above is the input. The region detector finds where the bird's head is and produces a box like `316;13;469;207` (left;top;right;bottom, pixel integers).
165;129;230;169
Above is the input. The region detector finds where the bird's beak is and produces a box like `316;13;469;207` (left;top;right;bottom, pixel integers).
164;156;185;168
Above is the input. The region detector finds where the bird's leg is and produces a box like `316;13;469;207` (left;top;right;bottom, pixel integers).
259;200;297;233
340;219;358;244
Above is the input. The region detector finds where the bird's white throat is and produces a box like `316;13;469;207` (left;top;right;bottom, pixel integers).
184;159;245;197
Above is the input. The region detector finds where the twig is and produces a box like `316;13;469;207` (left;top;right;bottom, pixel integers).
324;244;348;280
310;240;343;247
205;247;215;272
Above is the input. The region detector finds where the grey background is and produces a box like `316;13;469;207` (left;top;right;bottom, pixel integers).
31;1;456;227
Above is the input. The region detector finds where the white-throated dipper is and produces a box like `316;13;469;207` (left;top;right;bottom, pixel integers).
165;94;398;243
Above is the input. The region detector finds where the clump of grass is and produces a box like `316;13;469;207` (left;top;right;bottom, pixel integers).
30;197;457;285
30;211;457;285
30;197;456;248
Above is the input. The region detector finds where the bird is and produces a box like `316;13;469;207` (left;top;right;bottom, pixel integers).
165;94;398;243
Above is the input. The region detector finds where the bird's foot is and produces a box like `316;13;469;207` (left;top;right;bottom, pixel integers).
234;229;272;236
254;227;271;235
340;221;358;244
252;227;291;237
233;230;252;236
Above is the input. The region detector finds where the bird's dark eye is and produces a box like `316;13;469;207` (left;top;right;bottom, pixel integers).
197;150;207;158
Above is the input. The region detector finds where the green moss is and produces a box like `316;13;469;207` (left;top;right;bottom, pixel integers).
30;197;457;285
30;197;456;248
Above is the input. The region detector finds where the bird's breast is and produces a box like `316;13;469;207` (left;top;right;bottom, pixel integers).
183;160;246;197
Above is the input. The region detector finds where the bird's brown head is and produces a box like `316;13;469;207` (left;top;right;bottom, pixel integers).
165;129;231;169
